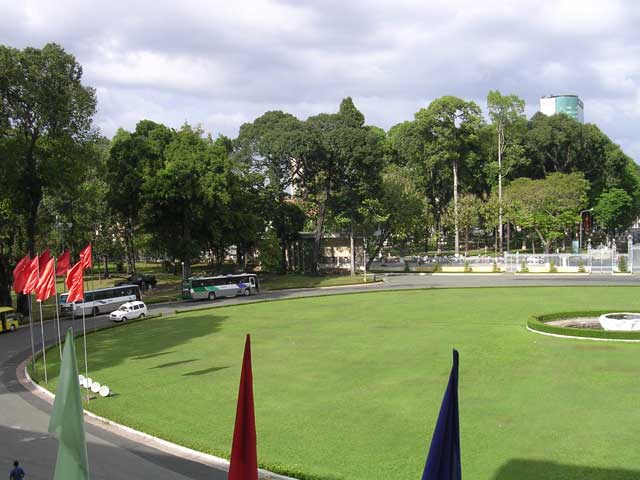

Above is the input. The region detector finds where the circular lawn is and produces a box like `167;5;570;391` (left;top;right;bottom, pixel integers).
33;287;640;480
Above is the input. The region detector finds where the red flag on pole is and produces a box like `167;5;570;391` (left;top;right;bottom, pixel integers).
79;244;92;270
66;261;85;303
12;255;30;294
36;258;56;303
23;256;40;294
39;249;52;272
56;250;71;276
228;334;258;480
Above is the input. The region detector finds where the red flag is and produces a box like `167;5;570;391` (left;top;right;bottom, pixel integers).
79;243;92;270
66;260;85;303
36;258;56;302
12;255;30;294
56;249;71;276
23;256;40;294
228;334;258;480
39;249;52;273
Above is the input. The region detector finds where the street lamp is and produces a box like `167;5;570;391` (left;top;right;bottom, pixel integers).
579;208;593;251
181;261;185;281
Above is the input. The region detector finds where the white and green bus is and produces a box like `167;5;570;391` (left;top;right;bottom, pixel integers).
182;274;258;301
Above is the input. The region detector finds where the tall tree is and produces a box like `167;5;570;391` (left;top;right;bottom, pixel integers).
408;96;485;256
142;124;234;277
0;43;97;256
486;90;526;251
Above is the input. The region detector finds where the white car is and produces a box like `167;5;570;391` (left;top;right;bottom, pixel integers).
110;301;147;322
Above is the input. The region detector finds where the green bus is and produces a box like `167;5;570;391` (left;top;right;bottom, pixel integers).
182;273;259;301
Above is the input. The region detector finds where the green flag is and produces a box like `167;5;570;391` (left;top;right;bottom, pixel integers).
48;328;90;480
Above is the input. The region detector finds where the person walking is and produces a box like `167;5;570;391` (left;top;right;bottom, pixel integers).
9;460;25;479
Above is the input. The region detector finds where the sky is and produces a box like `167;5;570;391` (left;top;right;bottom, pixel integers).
2;0;640;161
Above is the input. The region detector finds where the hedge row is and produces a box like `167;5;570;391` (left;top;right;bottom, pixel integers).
528;310;640;340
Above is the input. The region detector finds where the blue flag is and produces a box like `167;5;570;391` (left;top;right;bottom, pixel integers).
422;350;461;480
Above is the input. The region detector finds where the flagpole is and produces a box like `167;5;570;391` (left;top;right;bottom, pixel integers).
38;300;48;383
54;258;63;359
27;293;36;372
82;306;89;402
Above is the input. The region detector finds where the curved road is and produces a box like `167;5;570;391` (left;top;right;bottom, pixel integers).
2;274;639;478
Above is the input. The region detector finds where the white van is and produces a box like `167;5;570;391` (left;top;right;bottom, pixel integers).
110;301;148;322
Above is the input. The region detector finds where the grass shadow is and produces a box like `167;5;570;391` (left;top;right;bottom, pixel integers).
182;366;230;376
133;351;176;360
493;459;640;480
151;359;198;369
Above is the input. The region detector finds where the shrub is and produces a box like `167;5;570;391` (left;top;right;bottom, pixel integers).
492;261;500;273
519;260;529;273
548;260;557;273
618;256;628;273
578;260;586;273
464;261;472;273
433;261;442;273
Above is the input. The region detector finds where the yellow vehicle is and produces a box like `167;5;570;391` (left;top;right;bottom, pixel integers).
0;307;19;333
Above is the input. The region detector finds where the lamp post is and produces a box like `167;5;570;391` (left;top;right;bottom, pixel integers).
181;261;185;281
579;208;593;251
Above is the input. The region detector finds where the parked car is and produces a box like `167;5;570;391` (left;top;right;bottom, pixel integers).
110;301;148;322
116;274;157;290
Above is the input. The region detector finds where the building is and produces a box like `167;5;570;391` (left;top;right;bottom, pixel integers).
539;94;584;123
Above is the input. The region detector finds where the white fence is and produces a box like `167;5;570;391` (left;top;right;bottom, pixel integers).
504;249;634;274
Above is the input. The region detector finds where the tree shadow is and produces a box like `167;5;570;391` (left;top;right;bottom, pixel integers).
29;313;232;382
182;366;230;376
151;359;198;369
133;351;176;360
493;458;640;480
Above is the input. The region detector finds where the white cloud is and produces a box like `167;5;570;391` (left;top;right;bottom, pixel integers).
2;0;639;161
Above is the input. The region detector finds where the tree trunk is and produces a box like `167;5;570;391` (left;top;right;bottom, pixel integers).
280;240;288;274
103;255;110;277
453;159;460;257
464;229;469;256
497;126;504;253
312;200;328;275
350;225;355;276
0;255;12;307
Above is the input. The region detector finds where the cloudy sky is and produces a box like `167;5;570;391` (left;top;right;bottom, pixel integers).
2;0;640;160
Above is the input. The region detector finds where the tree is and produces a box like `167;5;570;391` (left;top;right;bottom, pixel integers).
411;96;485;256
303;98;384;273
142;125;234;277
486;90;526;251
505;173;589;253
0;43;97;255
359;165;427;268
106;121;175;273
443;194;481;255
593;188;634;244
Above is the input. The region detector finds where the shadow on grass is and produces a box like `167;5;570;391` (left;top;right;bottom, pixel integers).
151;359;198;369
493;459;640;480
133;351;176;360
182;366;230;376
32;313;232;383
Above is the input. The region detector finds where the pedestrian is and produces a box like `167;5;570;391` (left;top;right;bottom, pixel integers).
9;460;25;479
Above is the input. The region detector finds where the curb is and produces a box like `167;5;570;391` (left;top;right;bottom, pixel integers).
18;357;297;480
526;326;640;343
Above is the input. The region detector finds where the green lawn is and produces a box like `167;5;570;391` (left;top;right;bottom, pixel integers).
31;287;640;480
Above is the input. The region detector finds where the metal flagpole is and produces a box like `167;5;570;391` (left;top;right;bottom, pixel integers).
27;294;36;371
54;258;62;359
38;301;48;383
82;306;89;401
82;265;89;402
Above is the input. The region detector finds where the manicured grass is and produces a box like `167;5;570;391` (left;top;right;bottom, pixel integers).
259;273;379;291
32;287;640;480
